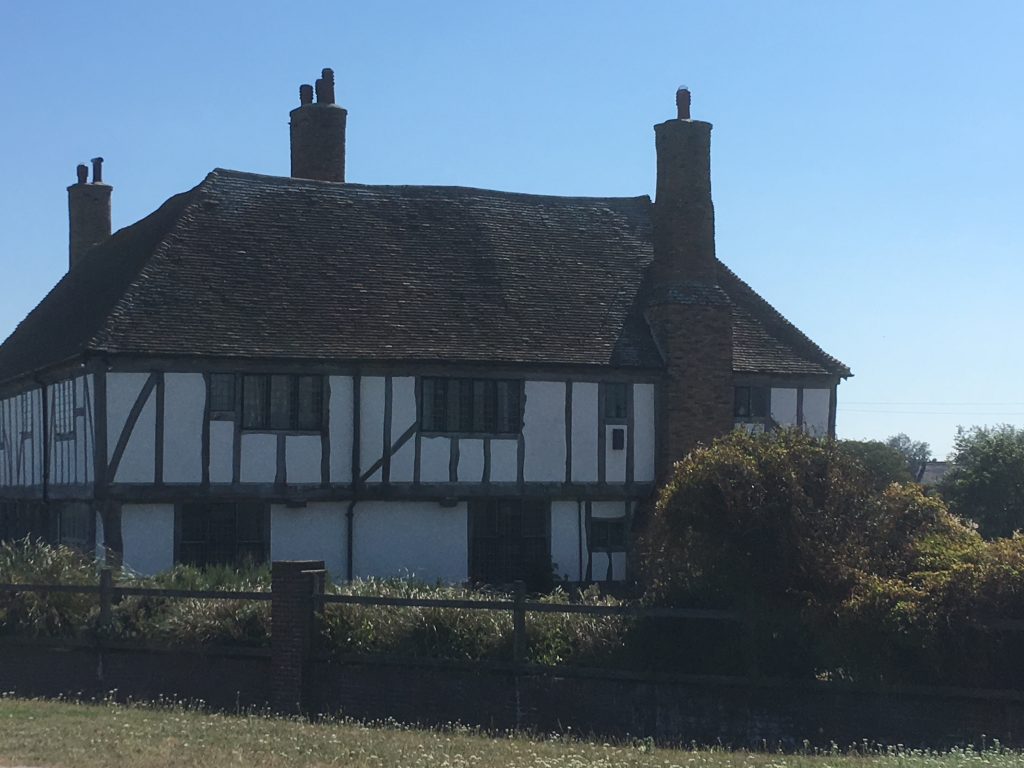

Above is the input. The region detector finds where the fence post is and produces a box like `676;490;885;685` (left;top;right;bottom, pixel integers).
271;560;326;716
97;567;113;631
512;580;526;665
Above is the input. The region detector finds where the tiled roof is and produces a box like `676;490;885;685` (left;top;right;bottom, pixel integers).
0;169;849;384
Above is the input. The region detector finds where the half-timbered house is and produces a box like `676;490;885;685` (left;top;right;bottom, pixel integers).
0;70;850;585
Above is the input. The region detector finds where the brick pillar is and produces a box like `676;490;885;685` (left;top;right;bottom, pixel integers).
271;560;326;715
67;160;112;270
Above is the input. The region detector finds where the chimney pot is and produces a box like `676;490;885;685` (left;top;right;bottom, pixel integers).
76;164;88;185
320;68;336;104
676;87;691;120
299;84;313;105
90;157;104;184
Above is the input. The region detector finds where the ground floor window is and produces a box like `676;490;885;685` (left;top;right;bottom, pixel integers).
0;501;50;543
177;502;270;568
469;499;550;590
56;503;92;551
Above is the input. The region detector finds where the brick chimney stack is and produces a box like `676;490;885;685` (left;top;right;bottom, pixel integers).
647;88;734;478
67;157;112;270
290;67;347;182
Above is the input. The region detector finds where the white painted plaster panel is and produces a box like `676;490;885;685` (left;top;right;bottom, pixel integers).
391;377;417;440
328;376;354;483
286;435;322;485
106;373;149;463
359;377;385;482
419;436;451;482
571;382;598;483
589;552;627;582
163;373;205;483
632;383;655;483
458;439;485;482
551;501;582;582
390;439;415;482
604;425;627;484
208;420;234;483
771;388;799;427
271;503;346;580
121;504;175;576
353;501;468;583
489;439;518;482
523;381;566;482
115;393;156;484
803;389;831;437
240;433;277;483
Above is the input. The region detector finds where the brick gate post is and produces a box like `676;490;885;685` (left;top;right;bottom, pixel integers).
271;560;326;715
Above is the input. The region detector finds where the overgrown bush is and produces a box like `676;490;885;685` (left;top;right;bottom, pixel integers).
0;538;98;637
635;429;968;679
320;579;627;666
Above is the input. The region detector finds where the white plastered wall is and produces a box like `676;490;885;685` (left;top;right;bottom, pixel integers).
1;389;43;487
240;433;276;483
632;383;655;483
353;501;468;583
390;377;417;481
551;500;583;582
359;376;385;483
522;381;565;482
209;421;233;483
570;383;598;483
121;503;175;575
328;376;354;483
286;435;321;485
802;389;831;437
271;502;346;579
163;373;205;483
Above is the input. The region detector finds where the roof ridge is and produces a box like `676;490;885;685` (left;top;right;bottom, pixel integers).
207;167;653;206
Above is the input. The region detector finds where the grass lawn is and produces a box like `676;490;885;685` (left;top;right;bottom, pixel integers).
0;697;1019;768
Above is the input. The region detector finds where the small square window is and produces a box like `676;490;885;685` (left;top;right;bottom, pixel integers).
590;518;626;551
604;383;628;420
734;386;768;419
611;427;625;450
209;374;236;413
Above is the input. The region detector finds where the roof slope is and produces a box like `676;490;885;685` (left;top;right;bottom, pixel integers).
0;169;849;384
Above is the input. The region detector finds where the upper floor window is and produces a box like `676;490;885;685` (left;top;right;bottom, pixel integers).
420;377;522;434
240;374;323;431
604;383;628;421
54;380;75;439
734;386;768;419
209;373;236;414
19;393;33;435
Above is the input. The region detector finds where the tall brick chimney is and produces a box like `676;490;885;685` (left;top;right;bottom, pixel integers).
290;68;347;182
647;88;734;479
67;157;112;270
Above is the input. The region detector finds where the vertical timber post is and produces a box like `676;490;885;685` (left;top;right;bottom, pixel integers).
271;560;326;715
512;580;526;729
97;567;113;631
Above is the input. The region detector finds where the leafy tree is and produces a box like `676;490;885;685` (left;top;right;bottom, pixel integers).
838;439;913;489
939;425;1024;538
884;433;932;480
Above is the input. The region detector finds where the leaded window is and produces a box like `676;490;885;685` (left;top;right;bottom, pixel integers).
421;377;522;434
240;374;323;431
469;500;550;590
54;380;75;438
178;502;269;567
734;386;769;419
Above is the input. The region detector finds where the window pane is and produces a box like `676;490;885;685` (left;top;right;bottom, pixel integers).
733;387;751;418
242;376;268;428
459;379;475;431
296;376;322;431
209;374;236;412
180;503;208;543
446;379;461;432
496;382;512;433
750;387;768;418
483;380;497;433
425;378;447;432
605;383;628;420
269;375;292;430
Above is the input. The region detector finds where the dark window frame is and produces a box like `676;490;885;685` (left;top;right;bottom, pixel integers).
230;374;324;433
733;386;769;420
420;377;523;436
468;499;551;590
53;380;76;440
603;382;629;422
589;517;627;552
174;501;271;568
19;392;33;437
208;373;236;417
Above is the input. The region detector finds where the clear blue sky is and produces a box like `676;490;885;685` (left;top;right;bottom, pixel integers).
1;1;1021;458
